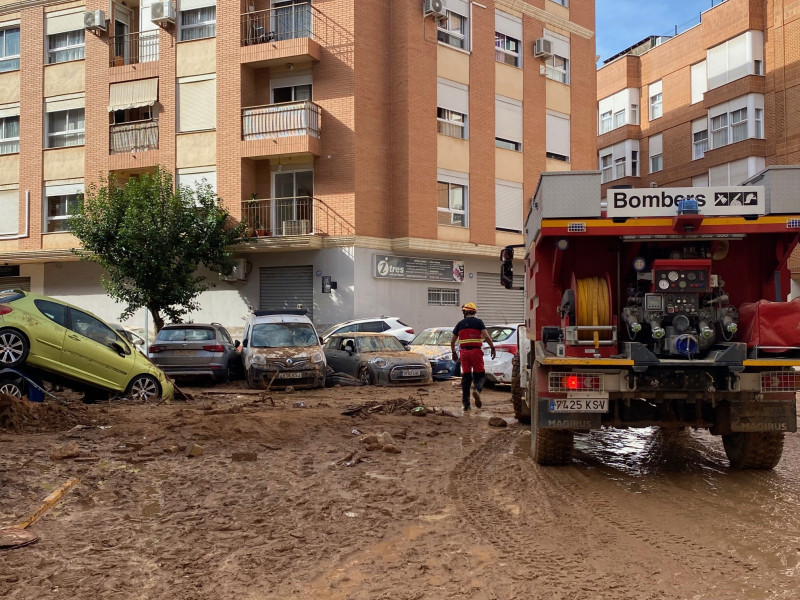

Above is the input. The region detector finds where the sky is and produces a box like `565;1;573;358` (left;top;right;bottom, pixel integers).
595;0;722;65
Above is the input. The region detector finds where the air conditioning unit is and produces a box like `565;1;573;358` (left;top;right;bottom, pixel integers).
221;258;248;282
84;10;106;32
423;0;445;19
534;37;553;58
282;220;310;236
151;1;176;25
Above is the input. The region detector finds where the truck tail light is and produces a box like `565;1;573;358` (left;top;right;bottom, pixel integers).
148;345;166;354
760;371;800;392
549;372;603;392
405;328;414;335
495;343;517;356
0;305;11;315
203;345;226;353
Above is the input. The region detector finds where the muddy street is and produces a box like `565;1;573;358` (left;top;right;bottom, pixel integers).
2;383;800;599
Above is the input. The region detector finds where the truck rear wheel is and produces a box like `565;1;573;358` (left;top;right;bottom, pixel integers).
531;371;573;465
510;354;530;424
722;432;784;469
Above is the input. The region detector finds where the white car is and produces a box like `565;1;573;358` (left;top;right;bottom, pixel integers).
322;317;416;345
482;324;522;385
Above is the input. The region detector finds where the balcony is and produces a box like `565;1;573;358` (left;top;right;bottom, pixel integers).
110;120;158;154
241;100;321;158
240;2;322;67
109;31;159;67
241;196;354;238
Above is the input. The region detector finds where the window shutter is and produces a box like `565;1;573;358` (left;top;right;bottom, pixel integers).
177;168;217;193
709;163;728;186
495;180;522;231
691;117;707;135
648;80;662;99
649;133;663;156
690;61;707;104
45;8;84;35
437;78;468;115
727;33;748;82
495;10;522;39
0;189;18;235
180;0;216;10
495;96;522;144
0;102;20;119
447;0;469;16
543;29;569;59
45;94;85;113
545;112;570;158
178;76;216;132
707;43;727;90
728;158;748;185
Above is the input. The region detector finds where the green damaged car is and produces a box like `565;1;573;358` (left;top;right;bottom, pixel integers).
0;289;173;402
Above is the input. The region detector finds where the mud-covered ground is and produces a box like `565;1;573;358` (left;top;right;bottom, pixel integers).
3;380;800;600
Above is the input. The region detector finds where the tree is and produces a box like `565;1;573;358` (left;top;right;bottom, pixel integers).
69;167;246;332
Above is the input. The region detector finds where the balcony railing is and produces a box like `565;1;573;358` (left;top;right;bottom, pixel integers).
109;31;159;67
242;101;320;141
241;2;314;46
242;196;313;237
110;120;159;154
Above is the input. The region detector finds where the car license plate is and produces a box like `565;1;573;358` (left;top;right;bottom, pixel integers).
402;369;421;377
277;372;303;379
548;398;608;413
173;350;196;356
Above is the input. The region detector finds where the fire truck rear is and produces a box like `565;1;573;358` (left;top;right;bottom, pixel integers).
507;169;800;468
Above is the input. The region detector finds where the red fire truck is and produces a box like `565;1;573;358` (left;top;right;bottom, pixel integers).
507;168;800;468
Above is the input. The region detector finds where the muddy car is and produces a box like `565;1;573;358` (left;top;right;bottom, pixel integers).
324;333;432;385
241;310;326;389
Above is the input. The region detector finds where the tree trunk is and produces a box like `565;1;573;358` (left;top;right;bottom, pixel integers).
149;308;164;333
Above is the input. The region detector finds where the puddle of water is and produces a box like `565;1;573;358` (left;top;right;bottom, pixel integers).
512;433;532;459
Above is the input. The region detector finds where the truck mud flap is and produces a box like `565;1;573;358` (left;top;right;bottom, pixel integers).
537;398;602;430
729;402;797;433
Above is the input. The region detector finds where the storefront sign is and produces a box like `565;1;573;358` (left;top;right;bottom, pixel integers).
606;186;765;218
374;255;464;282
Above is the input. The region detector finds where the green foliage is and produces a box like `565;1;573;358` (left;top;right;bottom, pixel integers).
69;167;245;331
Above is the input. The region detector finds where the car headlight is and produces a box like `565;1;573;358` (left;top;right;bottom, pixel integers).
370;357;387;367
311;351;324;363
252;354;266;366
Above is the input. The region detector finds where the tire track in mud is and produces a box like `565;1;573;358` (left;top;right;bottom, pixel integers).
447;428;666;600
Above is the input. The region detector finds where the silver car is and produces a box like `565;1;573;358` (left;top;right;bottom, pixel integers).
324;333;432;385
148;323;239;384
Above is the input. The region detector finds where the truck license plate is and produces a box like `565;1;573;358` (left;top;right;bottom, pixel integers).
549;398;608;413
402;369;421;377
277;372;303;379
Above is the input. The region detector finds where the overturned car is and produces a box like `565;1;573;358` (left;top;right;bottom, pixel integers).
324;333;432;385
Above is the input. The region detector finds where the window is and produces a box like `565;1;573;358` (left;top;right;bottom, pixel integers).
0;115;19;154
0;188;18;236
613;109;625;129
496;180;523;232
46;108;85;148
180;4;216;41
495;32;520;67
693;129;708;160
177;168;217;204
47;29;85;64
755;108;763;138
691;61;707;104
495;138;520;151
649;133;663;174
600;154;612;183
437;181;467;227
272;84;312;103
549;0;568;5
711;113;728;147
0;26;20;72
44;183;83;233
649;92;662;120
71;309;118;346
650;154;662;173
707;31;763;90
731;108;747;143
178;74;216;132
546;112;570;162
428;288;460;306
438;9;467;50
631;150;638;177
754;60;763;75
359;321;389;333
545;55;568;84
631;104;638;124
614;157;625;180
34;300;68;327
600;111;612;134
437;108;466;139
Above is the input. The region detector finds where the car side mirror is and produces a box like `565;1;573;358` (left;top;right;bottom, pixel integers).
111;341;128;357
242;338;248;348
234;340;241;349
319;336;324;344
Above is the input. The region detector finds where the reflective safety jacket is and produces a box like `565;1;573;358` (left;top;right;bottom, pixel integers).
453;316;486;350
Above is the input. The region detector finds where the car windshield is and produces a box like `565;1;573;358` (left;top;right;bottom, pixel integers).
157;327;216;342
487;326;515;342
411;329;453;345
0;290;25;304
251;323;318;348
356;336;406;353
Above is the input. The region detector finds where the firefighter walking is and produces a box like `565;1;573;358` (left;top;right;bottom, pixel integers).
451;302;496;413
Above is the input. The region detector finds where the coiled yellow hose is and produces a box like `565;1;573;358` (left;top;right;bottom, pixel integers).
575;277;612;346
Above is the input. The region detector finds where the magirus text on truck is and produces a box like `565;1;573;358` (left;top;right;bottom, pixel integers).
506;168;800;469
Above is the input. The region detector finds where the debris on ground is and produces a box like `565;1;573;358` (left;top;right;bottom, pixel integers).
341;396;428;417
488;416;509;428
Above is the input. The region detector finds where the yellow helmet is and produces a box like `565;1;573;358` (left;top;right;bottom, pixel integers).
461;302;477;312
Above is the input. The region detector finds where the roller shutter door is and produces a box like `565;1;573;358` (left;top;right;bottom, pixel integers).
477;272;523;324
0;277;30;291
258;266;314;320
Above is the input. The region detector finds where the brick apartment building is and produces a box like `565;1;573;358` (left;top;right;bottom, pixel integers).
0;0;596;335
596;0;799;194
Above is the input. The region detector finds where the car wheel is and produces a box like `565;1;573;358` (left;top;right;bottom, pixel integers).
0;329;29;368
359;367;373;385
127;374;160;402
0;378;25;398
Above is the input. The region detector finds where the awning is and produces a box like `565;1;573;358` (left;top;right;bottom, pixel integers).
108;78;159;112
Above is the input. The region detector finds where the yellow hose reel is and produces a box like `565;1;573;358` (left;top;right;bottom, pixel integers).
573;276;613;346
